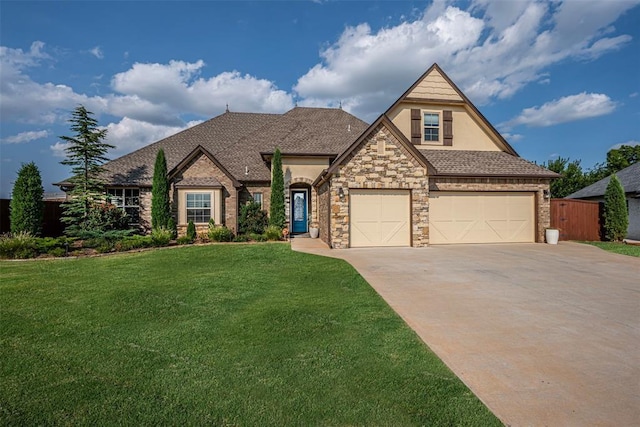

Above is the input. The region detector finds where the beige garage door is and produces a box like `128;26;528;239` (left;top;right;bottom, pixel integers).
429;192;535;244
350;189;410;247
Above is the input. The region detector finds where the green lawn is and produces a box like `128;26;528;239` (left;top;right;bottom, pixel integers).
0;244;500;426
581;241;640;257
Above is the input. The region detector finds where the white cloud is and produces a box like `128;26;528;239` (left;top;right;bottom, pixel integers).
501;132;523;142
49;141;70;158
89;46;104;59
504;92;617;128
1;130;49;144
610;140;640;150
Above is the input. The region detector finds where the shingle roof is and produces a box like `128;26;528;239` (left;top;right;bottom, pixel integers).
174;177;222;188
420;150;559;178
60;107;368;187
568;162;640;198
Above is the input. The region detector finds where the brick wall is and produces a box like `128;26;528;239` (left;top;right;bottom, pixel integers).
430;177;552;243
327;124;429;248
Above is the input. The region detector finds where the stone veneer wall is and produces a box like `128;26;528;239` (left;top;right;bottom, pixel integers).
328;124;430;248
317;182;330;244
172;153;238;233
138;187;153;232
429;177;552;243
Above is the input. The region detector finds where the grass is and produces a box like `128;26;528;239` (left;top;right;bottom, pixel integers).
580;241;640;257
1;244;500;426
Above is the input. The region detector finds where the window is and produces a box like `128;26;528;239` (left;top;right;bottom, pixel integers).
423;113;439;142
186;193;211;223
107;188;140;224
252;192;263;208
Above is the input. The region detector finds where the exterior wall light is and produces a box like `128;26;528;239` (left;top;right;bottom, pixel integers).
543;189;550;199
338;187;345;200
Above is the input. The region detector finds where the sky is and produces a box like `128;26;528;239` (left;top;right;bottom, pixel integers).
1;0;639;198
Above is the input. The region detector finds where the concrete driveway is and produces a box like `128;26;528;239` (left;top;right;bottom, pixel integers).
293;239;640;426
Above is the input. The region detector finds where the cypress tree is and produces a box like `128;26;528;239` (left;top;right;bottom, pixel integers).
603;174;628;242
59;105;114;236
10;162;44;235
151;149;171;229
269;148;286;228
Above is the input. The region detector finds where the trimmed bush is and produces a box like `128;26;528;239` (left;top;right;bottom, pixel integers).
176;235;193;245
264;225;282;241
233;234;250;243
239;200;268;235
603;174;629;241
209;226;234;242
116;235;154;251
151;149;171;229
0;232;39;259
186;221;197;241
10;162;44;235
151;227;173;247
249;233;267;242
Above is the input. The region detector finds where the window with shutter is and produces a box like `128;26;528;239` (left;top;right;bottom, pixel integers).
411;109;421;144
443;110;453;146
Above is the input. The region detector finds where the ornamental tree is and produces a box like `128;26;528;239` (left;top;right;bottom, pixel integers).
603;174;628;242
59;105;114;236
151;149;171;229
269;148;286;228
10;162;44;235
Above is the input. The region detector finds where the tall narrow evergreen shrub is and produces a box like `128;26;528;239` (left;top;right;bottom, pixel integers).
10;162;44;235
603;174;628;242
269;148;286;228
151;149;171;229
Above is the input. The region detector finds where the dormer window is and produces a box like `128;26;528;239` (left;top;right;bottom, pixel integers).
423;113;440;142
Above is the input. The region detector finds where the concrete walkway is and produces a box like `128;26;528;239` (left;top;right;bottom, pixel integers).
292;237;640;426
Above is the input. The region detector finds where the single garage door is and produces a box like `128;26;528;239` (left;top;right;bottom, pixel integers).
350;189;410;247
429;192;535;244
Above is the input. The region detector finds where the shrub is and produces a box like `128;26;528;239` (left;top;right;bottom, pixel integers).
46;247;67;258
116;235;154;251
85;203;131;234
151;227;173;247
209;226;234;242
186;221;197;241
167;217;177;239
249;233;267;242
0;232;39;259
35;237;69;254
10;162;44;235
176;235;193;245
603;174;629;241
264;225;282;241
233;234;250;242
239;200;268;235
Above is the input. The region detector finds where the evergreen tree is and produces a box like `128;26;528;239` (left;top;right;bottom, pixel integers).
59;105;114;236
10;162;44;235
603;175;628;242
151;149;171;229
269;148;286;228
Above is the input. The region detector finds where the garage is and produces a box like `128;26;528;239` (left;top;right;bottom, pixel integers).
350;189;410;247
429;192;535;244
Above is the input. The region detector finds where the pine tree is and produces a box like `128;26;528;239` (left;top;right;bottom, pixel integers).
10;162;44;235
151;149;171;229
59;105;114;236
603;174;628;242
269;148;286;228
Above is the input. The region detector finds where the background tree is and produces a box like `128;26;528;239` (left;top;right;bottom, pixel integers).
603;175;628;242
606;145;640;173
269;148;286;228
10;162;44;235
151;149;171;229
544;157;586;198
60;105;114;236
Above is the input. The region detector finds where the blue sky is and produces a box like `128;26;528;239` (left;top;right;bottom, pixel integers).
1;0;639;198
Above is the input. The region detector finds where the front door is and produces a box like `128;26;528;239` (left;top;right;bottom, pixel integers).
291;190;308;233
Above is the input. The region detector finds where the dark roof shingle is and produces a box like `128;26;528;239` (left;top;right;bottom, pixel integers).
568;162;640;198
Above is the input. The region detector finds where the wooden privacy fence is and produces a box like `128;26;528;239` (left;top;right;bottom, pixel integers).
551;199;603;241
0;199;65;237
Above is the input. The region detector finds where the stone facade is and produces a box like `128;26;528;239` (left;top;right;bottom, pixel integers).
138;187;153;232
172;153;238;232
429;177;552;243
326;124;430;248
317;182;330;244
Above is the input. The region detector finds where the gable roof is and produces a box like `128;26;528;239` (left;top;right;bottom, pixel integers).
568;162;640;199
58;107;367;187
385;63;519;156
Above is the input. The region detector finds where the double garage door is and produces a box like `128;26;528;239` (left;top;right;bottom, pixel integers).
349;190;535;247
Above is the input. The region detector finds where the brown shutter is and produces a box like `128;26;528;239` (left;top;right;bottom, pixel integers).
411;109;421;144
443;110;453;146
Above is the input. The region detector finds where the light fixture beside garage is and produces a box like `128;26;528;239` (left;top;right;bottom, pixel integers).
543;189;550;199
338;187;345;200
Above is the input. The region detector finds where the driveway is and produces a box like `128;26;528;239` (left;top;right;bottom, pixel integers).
293;239;640;426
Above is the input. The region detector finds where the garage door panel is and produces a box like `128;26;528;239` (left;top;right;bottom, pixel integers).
351;190;410;247
430;192;534;244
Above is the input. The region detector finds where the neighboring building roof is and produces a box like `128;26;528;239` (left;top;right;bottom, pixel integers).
422;150;559;178
567;162;640;199
59;107;368;187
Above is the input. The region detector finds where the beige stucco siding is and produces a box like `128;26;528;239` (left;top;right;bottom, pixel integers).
406;68;463;101
282;157;331;185
388;103;501;151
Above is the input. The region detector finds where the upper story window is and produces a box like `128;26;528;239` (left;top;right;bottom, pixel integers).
423;113;440;142
107;188;139;224
186;193;211;223
252;192;263;208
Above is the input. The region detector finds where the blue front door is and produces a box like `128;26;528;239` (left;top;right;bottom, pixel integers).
291;190;308;233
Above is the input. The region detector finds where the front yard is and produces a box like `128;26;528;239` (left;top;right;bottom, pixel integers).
581;241;640;257
0;244;499;425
